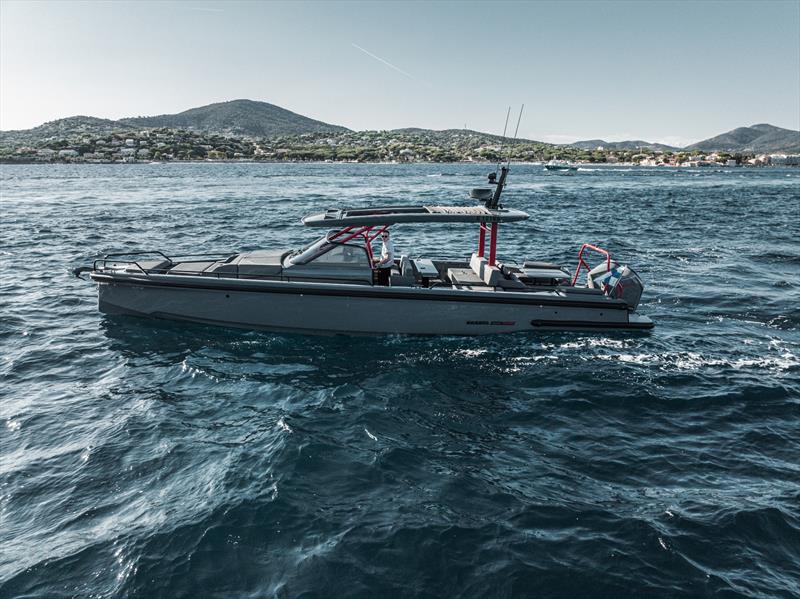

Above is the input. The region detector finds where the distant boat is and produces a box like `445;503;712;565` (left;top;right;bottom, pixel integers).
544;159;578;173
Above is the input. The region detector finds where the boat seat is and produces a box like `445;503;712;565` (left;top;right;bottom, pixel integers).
234;250;287;276
203;261;238;276
448;267;486;287
168;261;216;275
470;253;488;279
469;253;504;286
467;253;524;288
412;258;438;278
519;265;572;287
125;259;171;273
399;255;416;277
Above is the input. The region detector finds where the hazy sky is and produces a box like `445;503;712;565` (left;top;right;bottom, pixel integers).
1;0;798;144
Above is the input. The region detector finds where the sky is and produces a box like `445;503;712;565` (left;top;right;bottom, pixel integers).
1;0;798;145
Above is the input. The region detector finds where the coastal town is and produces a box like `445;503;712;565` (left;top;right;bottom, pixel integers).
1;126;797;167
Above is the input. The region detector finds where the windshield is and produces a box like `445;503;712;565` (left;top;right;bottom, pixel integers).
287;235;330;265
287;232;369;267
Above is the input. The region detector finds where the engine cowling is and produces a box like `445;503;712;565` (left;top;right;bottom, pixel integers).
587;262;645;312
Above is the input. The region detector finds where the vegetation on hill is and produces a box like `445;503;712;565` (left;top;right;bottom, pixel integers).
686;124;800;153
3;126;794;166
119;99;349;137
0;101;797;165
0;116;137;146
569;139;679;152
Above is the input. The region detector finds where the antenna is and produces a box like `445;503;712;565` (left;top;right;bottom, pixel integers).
485;105;525;209
506;104;525;168
495;106;511;173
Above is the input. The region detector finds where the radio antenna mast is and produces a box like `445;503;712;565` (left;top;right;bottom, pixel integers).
495;106;511;174
486;105;523;210
506;104;525;168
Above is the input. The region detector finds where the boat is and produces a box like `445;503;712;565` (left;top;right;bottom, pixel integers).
74;166;654;335
544;159;578;173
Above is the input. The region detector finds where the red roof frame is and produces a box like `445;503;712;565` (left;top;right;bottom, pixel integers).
329;221;500;267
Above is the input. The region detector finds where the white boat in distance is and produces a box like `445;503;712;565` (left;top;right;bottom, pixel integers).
75;167;653;335
544;159;578;173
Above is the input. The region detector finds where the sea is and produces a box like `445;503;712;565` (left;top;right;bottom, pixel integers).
1;163;798;598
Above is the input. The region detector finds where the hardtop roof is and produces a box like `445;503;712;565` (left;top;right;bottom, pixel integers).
302;205;529;227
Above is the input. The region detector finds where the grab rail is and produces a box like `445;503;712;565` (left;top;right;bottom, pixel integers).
93;251;174;277
92;251;237;276
571;243;612;286
102;250;173;261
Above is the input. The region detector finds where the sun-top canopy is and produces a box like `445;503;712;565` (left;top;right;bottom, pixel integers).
302;205;529;227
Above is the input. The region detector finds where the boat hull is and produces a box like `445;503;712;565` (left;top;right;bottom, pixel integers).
94;274;653;335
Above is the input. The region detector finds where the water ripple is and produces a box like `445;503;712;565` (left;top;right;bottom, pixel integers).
1;164;798;597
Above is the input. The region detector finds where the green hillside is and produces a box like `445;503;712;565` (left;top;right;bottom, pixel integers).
686;124;800;153
120;99;349;137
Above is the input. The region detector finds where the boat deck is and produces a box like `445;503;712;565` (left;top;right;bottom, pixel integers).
95;251;585;295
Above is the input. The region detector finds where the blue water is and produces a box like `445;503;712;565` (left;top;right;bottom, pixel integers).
1;163;798;598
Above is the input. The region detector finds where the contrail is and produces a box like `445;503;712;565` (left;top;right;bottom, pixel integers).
351;43;415;80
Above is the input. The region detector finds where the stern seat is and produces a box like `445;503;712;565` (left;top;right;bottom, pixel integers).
468;253;526;289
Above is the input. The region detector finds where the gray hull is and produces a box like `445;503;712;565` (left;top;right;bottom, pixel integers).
95;274;652;335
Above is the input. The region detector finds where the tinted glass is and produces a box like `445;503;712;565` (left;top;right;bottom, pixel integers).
312;244;369;266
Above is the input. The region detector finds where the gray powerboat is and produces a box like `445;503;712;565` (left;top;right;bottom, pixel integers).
74;167;653;335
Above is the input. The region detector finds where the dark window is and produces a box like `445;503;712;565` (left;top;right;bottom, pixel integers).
311;244;369;267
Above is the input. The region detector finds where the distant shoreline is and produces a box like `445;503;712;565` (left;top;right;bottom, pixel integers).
1;159;796;168
3;119;797;167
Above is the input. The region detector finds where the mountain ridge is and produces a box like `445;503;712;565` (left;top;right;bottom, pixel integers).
572;124;799;154
568;139;679;152
119;99;349;137
685;123;799;153
390;127;541;145
1;100;798;154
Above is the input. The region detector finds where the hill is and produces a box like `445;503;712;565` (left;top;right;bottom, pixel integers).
568;125;799;153
120;99;348;137
1;103;798;160
685;124;800;153
569;139;679;152
390;127;542;145
0;115;137;146
0;100;349;147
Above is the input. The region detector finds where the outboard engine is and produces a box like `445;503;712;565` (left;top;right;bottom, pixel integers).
587;261;645;312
